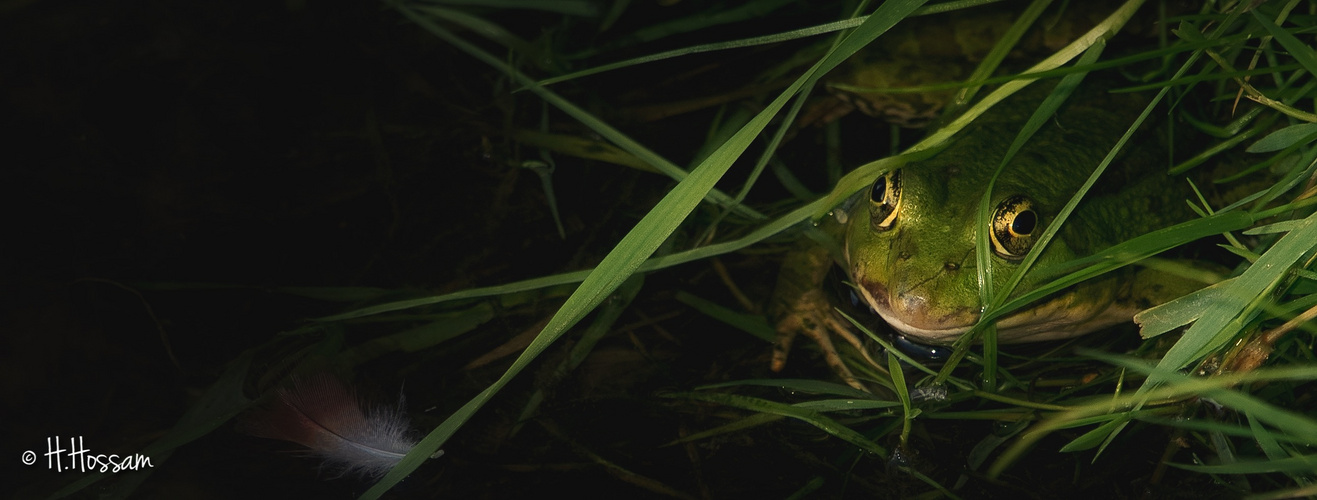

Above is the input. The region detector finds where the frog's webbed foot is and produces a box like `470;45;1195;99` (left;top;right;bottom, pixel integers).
772;288;879;391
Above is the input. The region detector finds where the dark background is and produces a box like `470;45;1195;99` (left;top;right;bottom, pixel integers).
0;1;835;497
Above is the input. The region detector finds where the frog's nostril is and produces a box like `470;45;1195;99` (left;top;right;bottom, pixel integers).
944;262;959;271
897;251;912;260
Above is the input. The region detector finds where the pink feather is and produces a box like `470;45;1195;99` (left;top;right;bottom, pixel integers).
240;373;431;478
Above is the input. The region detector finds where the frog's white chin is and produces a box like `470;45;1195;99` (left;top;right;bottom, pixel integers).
870;308;970;344
858;287;1138;345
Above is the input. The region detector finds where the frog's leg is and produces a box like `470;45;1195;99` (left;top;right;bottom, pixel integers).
774;288;881;390
771;243;879;391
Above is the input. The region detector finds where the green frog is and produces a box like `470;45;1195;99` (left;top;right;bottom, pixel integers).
771;81;1222;388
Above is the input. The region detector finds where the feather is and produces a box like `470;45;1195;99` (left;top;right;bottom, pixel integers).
240;373;433;478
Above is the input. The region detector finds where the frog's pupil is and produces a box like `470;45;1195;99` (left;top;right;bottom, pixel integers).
1012;210;1037;235
871;177;888;204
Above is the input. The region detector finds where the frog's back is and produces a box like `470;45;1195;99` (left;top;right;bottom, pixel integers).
923;82;1193;256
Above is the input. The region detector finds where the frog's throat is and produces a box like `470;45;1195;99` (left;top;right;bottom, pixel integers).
853;283;972;343
854;282;1140;345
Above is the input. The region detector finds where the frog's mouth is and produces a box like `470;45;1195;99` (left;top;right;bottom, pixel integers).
854;279;1138;345
853;281;975;344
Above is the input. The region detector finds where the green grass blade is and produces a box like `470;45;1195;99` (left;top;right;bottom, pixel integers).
675;291;776;343
1136;414;1315;447
1134;278;1235;339
699;378;876;399
1245;220;1308;235
340;303;494;366
845;309;950;383
888;351;915;444
671;391;887;455
1058;414;1130;452
316;194;826;322
663;412;785;446
793;398;902;412
1250;8;1317;87
1248;123;1317;153
1198;388;1317;444
576;0;798;57
535;18;866;88
413;6;554;70
952;0;1053;107
513;275;643;436
1247;413;1290;462
1169;454;1317;475
1144;211;1317;389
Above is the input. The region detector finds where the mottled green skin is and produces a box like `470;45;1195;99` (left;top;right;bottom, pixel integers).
840;84;1202;343
823;2;1135;126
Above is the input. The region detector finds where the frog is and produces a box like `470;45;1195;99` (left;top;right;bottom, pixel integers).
771;80;1223;389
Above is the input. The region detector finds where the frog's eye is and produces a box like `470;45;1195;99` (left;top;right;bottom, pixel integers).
868;170;902;231
990;195;1038;259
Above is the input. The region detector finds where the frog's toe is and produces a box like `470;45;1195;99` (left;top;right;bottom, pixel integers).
811;330;866;391
770;321;799;373
770;290;830;372
820;313;883;372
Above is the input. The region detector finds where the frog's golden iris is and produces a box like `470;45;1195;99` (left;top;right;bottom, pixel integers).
868;169;902;230
989;194;1038;259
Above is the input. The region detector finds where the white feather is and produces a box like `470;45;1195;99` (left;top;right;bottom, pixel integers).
241;373;434;478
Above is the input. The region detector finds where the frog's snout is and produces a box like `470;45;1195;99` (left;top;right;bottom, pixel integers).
888;289;944;327
855;275;976;337
892;290;927;316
